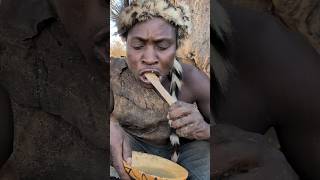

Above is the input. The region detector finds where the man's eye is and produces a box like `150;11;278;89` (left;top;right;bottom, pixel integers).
131;43;144;50
157;45;169;50
156;42;170;50
133;45;144;50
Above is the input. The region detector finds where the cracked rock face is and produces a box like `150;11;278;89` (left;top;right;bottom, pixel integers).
0;7;108;180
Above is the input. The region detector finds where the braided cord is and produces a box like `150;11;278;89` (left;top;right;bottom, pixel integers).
169;58;183;162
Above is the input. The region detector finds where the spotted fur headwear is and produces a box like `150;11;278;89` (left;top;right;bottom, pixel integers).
111;0;192;162
111;0;192;47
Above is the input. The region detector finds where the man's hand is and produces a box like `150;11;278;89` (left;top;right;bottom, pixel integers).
110;115;132;180
167;101;210;140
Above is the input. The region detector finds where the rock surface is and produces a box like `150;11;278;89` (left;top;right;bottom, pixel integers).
176;0;210;76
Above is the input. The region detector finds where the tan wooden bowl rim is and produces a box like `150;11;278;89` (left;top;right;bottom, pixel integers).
123;151;188;180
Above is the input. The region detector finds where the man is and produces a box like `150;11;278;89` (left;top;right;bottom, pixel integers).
110;0;210;179
212;0;320;179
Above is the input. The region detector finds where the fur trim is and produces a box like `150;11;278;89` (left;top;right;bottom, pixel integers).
168;58;182;162
169;58;183;99
170;132;180;146
112;0;192;46
171;149;179;162
170;133;180;162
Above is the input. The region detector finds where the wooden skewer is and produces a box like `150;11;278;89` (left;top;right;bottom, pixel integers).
145;73;180;162
145;73;176;105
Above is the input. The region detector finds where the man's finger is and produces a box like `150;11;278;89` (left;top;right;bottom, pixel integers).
171;116;193;129
168;108;191;120
176;124;195;138
168;103;194;120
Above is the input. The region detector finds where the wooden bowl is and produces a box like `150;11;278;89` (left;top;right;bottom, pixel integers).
123;151;188;180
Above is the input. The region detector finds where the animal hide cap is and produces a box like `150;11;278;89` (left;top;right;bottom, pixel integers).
112;0;192;46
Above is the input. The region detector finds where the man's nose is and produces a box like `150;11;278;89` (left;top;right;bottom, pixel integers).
142;46;158;65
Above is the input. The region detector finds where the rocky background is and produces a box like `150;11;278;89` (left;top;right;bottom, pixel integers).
0;1;108;180
176;0;210;77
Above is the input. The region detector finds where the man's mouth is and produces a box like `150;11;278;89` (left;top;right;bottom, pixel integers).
139;69;161;85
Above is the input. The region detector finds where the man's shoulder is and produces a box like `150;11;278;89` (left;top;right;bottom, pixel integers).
181;63;196;76
180;63;210;99
181;63;208;83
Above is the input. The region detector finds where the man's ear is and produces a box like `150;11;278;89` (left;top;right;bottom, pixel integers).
0;0;56;39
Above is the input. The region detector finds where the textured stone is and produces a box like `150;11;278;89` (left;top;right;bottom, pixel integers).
176;0;210;76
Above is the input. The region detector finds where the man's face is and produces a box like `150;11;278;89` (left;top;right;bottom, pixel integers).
126;17;177;88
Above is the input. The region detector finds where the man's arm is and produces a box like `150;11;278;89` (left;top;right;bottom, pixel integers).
187;65;211;123
168;64;211;140
109;88;132;180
